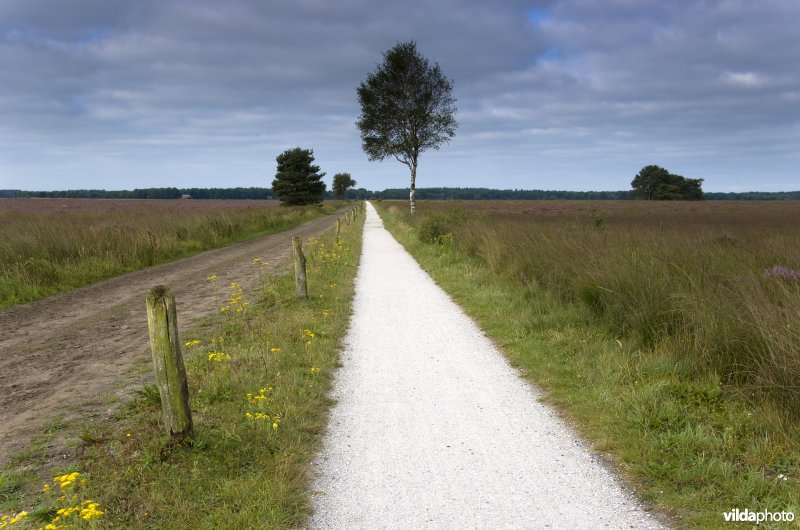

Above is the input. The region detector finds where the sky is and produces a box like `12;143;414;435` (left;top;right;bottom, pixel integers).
1;0;798;193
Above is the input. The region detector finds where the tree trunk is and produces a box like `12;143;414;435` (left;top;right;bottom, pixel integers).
409;164;417;214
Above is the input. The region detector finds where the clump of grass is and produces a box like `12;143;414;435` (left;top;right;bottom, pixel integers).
134;384;162;408
415;205;469;244
377;200;800;529
0;202;339;309
0;473;21;503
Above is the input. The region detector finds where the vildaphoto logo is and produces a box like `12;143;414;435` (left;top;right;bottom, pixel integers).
723;508;795;524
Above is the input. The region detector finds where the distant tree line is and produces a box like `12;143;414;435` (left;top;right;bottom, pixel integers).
0;187;273;199
2;187;799;201
703;191;800;200
372;187;630;200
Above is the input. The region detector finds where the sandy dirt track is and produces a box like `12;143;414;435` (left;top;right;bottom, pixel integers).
0;213;338;464
310;203;667;529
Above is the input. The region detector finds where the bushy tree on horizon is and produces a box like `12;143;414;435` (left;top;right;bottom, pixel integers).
630;165;704;200
356;40;457;213
332;173;357;199
271;147;326;205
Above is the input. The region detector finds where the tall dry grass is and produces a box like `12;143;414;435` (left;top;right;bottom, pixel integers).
405;200;800;410
0;203;329;309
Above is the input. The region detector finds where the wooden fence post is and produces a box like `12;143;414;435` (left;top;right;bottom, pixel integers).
292;236;308;300
146;285;193;443
335;218;341;244
345;210;351;225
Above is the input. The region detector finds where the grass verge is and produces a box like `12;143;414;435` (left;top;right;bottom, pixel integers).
375;201;799;529
0;204;364;529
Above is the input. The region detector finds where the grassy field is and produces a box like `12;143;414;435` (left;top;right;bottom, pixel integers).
376;200;799;529
0;198;342;310
0;204;364;529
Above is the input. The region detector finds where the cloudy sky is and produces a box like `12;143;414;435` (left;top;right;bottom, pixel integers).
1;0;798;192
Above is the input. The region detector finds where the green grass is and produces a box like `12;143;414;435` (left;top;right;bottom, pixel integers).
0;204;364;529
0;201;344;310
375;200;799;529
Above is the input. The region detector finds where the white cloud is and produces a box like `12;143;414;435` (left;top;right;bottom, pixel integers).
721;71;767;88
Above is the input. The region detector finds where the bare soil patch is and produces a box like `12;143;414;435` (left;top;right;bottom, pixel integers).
0;213;338;465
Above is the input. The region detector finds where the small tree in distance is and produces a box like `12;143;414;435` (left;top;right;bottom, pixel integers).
630;165;704;200
332;173;357;199
271;147;326;206
357;41;457;213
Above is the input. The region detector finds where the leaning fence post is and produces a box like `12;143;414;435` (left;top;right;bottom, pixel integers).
292;236;308;300
146;285;193;443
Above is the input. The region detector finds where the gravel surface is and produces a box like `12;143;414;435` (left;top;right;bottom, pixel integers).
309;202;667;529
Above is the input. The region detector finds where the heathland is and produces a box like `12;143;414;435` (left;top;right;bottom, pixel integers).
0;199;340;310
376;199;799;528
2;197;797;528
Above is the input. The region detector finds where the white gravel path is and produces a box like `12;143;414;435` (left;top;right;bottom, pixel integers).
309;202;667;529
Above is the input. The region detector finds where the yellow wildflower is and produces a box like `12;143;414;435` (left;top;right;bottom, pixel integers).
79;501;103;520
246;386;272;404
207;352;231;362
1;511;28;526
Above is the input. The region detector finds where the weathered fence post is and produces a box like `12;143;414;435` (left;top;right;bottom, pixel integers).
292;236;308;300
345;210;351;225
335;218;341;244
146;285;193;443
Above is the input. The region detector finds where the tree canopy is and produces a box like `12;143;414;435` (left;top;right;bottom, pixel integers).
630;165;704;200
271;147;326;205
356;40;457;212
332;173;357;199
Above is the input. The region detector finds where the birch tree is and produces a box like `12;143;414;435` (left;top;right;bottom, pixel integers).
356;41;457;213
